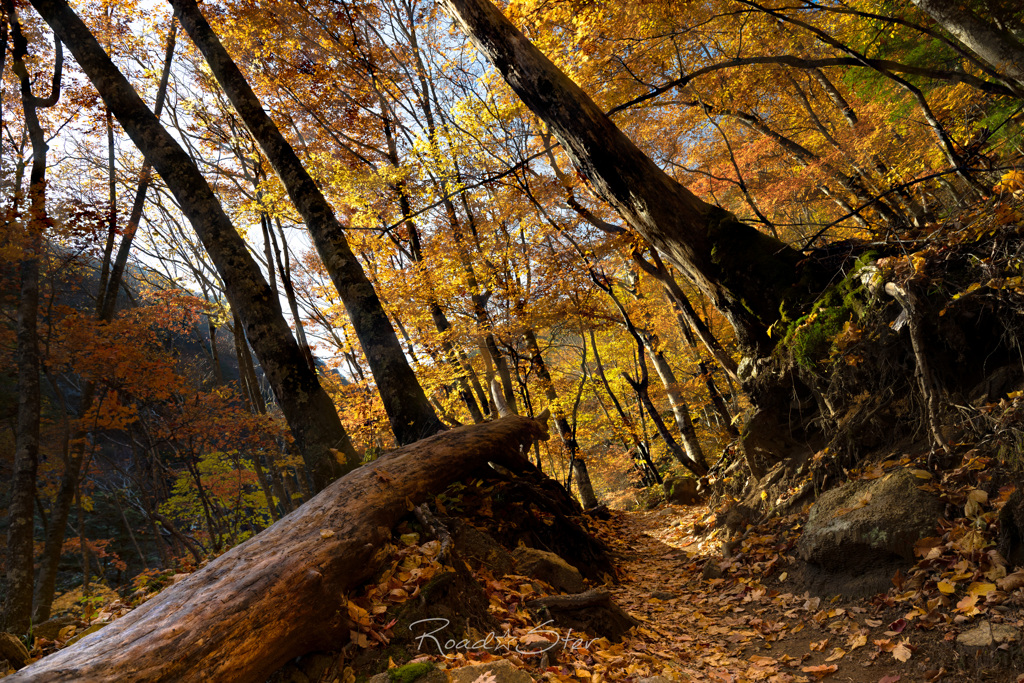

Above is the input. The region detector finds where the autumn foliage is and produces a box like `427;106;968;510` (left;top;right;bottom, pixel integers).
1;0;1023;655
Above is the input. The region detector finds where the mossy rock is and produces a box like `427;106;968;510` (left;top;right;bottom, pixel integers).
387;661;435;682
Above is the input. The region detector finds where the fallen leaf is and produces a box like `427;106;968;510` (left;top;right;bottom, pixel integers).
998;570;1024;591
937;580;956;594
848;632;868;650
892;640;912;662
968;489;988;504
802;664;838;679
825;647;846;662
878;675;901;683
810;638;828;652
967;582;997;597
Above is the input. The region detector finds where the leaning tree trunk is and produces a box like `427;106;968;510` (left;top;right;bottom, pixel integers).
29;0;357;489
440;0;811;353
5;416;550;683
169;0;443;445
911;0;1024;93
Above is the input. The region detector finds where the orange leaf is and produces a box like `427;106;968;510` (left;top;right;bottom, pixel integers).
802;664;838;678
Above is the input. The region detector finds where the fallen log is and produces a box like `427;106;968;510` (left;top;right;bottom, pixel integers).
9;415;549;683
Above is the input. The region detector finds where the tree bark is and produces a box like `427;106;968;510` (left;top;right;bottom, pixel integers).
6;416;550;683
646;343;708;472
2;1;60;633
440;0;810;353
98;18;176;323
911;0;1024;92
168;0;443;445
523;330;596;507
29;0;358;489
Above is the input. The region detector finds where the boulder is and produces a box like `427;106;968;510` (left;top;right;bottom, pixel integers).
450;659;534;683
31;615;77;641
663;476;700;505
451;520;517;577
368;662;445;683
0;632;30;669
997;489;1024;568
512;547;584;594
956;621;1019;649
797;468;944;571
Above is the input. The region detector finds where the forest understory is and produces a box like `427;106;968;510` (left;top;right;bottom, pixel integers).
8;201;1024;682
4;0;1024;680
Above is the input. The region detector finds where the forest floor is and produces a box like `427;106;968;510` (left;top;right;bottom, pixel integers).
579;502;1024;683
9;468;1024;683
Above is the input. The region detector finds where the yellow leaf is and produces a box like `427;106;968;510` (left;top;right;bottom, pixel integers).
967;582;997;597
937;580;956;594
825;647;846;661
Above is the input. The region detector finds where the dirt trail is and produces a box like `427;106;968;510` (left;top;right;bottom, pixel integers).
594;505;1021;683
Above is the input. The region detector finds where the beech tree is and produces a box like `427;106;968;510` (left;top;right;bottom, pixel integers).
910;0;1024;93
1;0;61;633
167;0;443;445
439;0;814;354
27;0;358;493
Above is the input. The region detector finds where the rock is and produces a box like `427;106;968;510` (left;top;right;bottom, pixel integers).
452;520;517;577
450;659;534;683
368;662;443;683
663;476;700;505
0;632;30;669
997;489;1024;568
720;504;754;536
956;621;1020;648
512;547;584;594
797;468;944;571
31;614;77;641
701;562;724;580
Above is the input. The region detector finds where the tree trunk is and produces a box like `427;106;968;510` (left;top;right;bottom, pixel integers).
206;317;224;384
98;18;176;323
30;0;358;489
2;1;59;632
7;416;550;683
700;360;737;437
270;217;317;373
646;344;709;472
633;249;739;381
571;458;599;509
522;329;596;506
911;0;1024;92
233;314;267;415
440;0;810;353
168;0;443;445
